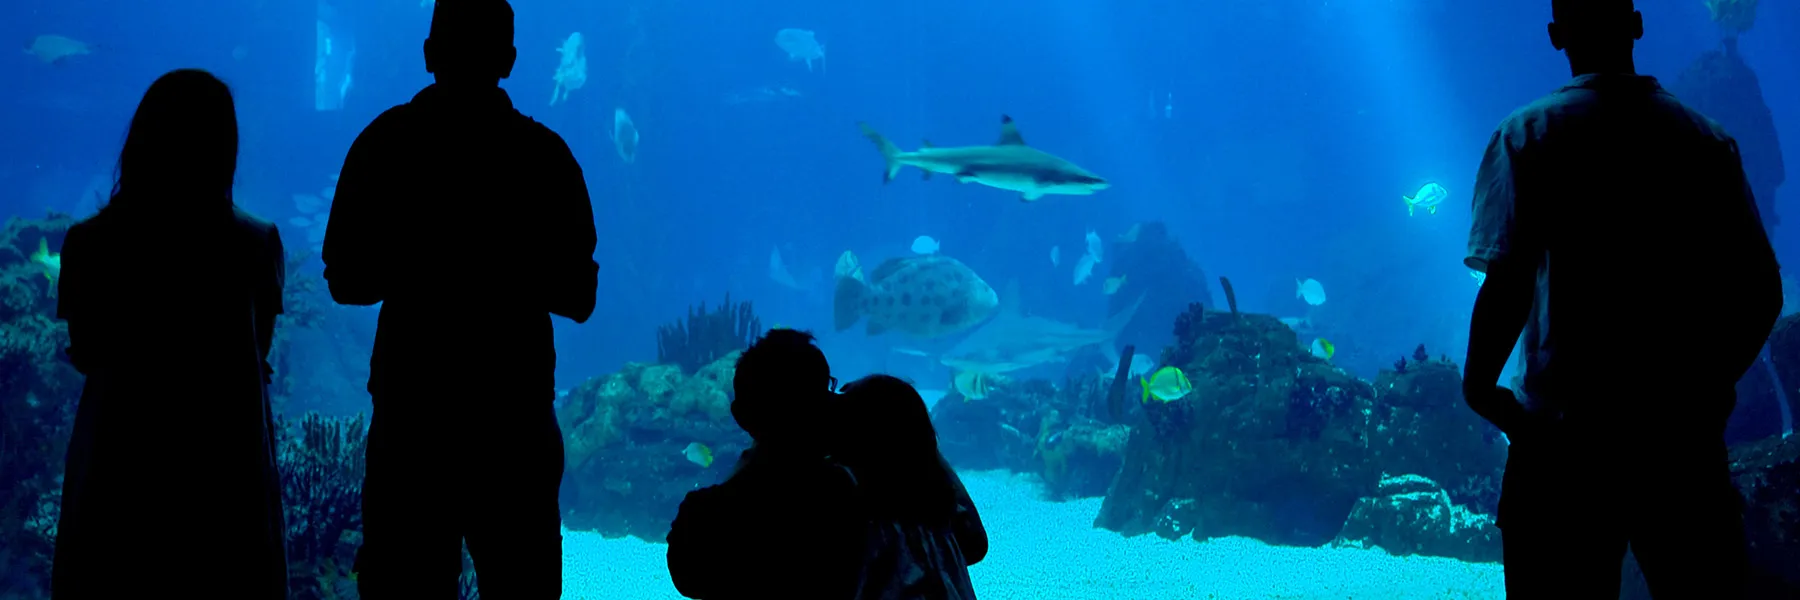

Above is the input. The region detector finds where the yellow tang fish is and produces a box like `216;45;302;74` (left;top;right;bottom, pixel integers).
1140;366;1192;403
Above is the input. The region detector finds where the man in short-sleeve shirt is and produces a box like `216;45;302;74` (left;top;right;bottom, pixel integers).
1460;1;1781;598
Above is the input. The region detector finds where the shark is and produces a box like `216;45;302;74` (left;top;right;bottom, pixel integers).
939;286;1146;375
858;115;1110;202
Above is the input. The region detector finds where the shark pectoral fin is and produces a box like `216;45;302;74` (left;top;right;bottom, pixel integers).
953;170;978;184
1021;190;1045;202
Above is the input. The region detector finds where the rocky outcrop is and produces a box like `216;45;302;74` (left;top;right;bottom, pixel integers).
556;353;751;541
1096;305;1384;546
1334;473;1501;563
932;375;1128;500
1095;303;1510;550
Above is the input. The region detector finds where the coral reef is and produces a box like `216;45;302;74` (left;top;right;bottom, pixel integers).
277;412;367;600
557;352;750;540
655;294;760;374
0;214;82;597
1098;303;1382;545
1333;473;1501;563
932;374;1127;500
1367;354;1508;515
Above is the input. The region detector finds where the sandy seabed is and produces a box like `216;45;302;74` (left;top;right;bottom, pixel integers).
560;469;1506;600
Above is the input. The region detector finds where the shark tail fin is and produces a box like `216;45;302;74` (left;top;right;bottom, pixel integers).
858;123;904;183
833;274;868;332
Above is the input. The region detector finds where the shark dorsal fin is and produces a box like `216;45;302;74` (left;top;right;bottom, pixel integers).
996;115;1026;146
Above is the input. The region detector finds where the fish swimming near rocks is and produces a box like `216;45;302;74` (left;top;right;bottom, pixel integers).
30;238;61;289
774;28;825;72
833;250;999;338
940;286;1146;375
25;35;93;65
858;115;1109;202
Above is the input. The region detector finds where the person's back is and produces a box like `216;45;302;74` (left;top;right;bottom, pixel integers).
53;69;287;599
836;375;985;600
1460;2;1781;598
324;5;597;398
321;1;597;597
1495;73;1775;419
666;329;866;599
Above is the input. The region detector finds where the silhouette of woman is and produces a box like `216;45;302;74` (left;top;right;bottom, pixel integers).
51;69;288;599
837;375;986;600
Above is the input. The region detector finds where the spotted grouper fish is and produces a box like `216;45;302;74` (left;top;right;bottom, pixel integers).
832;250;998;338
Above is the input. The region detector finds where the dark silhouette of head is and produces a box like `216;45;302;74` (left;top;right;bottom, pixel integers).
837;374;959;524
731;329;834;447
425;0;518;84
1548;0;1643;76
108;69;238;217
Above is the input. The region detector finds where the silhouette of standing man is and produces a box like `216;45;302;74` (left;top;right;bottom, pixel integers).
1461;1;1781;598
322;0;598;597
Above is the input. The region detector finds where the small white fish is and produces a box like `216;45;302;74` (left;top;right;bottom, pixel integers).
1404;182;1449;216
1310;337;1336;360
25;35;93;65
1084;229;1103;263
550;32;587;106
1050;246;1061;267
293;193;324;214
774;28;826;72
892;347;931;357
1470;269;1487;287
683;442;714;468
911;235;940;255
1296;278;1327;306
1073;253;1098;285
834;250;864;282
611;108;639;163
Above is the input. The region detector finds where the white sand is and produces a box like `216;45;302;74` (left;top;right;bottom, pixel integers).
561;470;1505;600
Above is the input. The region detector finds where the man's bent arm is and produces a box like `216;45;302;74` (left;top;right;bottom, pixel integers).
322;119;393;306
542;135;598;323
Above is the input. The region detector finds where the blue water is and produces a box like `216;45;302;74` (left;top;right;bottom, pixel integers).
4;0;1797;597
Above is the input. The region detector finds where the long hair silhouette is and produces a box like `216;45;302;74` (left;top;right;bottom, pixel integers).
107;69;239;219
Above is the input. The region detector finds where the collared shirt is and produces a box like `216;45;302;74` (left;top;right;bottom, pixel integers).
1467;73;1771;418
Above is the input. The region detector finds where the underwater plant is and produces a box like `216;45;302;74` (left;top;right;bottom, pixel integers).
655;294;760;374
0;214;82;597
277;412;367;600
